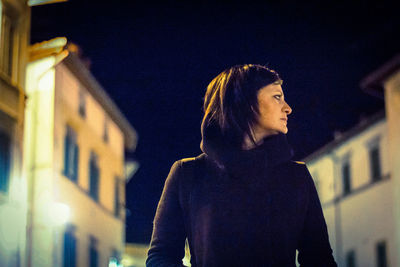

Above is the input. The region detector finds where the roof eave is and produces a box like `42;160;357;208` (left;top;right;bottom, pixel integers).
303;110;385;163
360;54;400;99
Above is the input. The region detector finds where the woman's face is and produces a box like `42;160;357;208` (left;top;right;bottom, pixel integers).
252;83;292;138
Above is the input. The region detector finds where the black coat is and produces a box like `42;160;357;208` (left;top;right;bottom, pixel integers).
147;128;337;266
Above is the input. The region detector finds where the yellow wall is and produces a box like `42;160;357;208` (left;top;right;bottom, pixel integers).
24;54;128;267
55;61;126;266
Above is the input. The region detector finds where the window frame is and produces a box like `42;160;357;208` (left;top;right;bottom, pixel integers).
0;129;11;194
0;3;18;80
89;236;98;267
63;225;77;267
0;110;14;196
376;240;388;267
78;88;86;118
103;116;109;143
114;176;121;217
369;143;382;182
63;125;79;182
89;151;100;201
340;154;352;196
345;249;356;267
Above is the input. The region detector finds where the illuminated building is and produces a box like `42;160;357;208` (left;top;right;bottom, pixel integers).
0;0;30;266
121;243;148;267
361;55;400;267
25;38;138;267
302;55;400;267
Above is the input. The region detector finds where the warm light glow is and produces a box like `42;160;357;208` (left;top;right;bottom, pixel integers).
0;206;20;249
49;202;70;226
28;0;67;6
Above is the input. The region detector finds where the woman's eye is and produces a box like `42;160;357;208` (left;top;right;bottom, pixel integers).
274;95;282;100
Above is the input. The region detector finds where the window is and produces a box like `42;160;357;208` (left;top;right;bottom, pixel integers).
369;145;381;182
63;225;77;267
114;177;121;217
103;117;108;143
346;250;356;267
342;161;351;195
63;126;79;182
78;90;86;118
89;236;98;267
89;151;99;201
376;241;387;267
0;130;11;193
0;6;16;77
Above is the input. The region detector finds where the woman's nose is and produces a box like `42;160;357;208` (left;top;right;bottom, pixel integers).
283;101;292;115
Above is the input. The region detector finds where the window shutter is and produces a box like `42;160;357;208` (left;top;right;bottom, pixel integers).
0;131;11;193
94;164;99;201
63;133;69;176
73;144;79;182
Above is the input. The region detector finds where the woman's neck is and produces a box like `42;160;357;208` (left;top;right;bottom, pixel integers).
242;128;279;150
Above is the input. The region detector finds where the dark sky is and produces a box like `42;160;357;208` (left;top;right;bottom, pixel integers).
31;0;398;243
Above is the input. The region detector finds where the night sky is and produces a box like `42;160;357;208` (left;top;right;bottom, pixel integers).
30;0;398;243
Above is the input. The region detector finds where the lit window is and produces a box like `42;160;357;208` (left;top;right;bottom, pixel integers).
63;126;79;182
0;130;11;193
89;151;100;201
89;236;98;267
376;241;387;267
342;161;351;196
369;145;381;182
63;225;77;267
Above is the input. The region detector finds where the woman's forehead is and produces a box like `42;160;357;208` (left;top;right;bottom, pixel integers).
259;83;284;93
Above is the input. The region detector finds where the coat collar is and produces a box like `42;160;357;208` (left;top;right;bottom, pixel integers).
200;121;293;178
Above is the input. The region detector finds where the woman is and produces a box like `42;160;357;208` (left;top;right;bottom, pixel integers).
147;64;337;266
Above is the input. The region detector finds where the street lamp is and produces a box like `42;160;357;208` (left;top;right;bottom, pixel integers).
49;202;70;226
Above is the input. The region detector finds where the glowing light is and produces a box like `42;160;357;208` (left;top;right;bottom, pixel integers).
0;206;20;249
49;202;70;226
108;258;123;267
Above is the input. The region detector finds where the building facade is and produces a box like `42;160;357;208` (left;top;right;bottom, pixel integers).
304;111;392;267
122;243;148;267
0;0;30;266
302;55;400;267
25;38;137;267
361;55;400;267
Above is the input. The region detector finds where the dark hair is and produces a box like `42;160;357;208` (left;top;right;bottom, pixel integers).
202;64;282;146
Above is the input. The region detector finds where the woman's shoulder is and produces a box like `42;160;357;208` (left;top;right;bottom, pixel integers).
175;153;206;167
279;160;308;171
170;153;208;179
276;160;313;186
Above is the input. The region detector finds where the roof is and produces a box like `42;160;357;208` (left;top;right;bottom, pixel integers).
29;37;68;62
303;110;385;163
29;38;138;150
360;54;400;99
